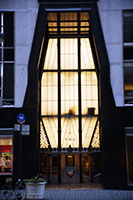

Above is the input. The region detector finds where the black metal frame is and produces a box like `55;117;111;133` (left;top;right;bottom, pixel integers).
39;10;100;184
41;12;100;148
23;1;128;188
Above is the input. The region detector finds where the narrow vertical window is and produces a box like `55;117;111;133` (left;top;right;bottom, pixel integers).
125;128;133;185
0;136;13;174
0;12;14;106
124;11;133;104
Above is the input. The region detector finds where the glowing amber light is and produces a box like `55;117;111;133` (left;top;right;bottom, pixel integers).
41;36;98;148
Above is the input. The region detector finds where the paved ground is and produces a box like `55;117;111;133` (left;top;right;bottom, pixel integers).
44;189;133;200
44;184;133;200
45;183;102;190
0;183;133;200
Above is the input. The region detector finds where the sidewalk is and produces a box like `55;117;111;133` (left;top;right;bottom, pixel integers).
0;183;133;200
44;183;133;200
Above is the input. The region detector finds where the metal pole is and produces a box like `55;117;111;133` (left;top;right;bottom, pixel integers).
18;125;22;179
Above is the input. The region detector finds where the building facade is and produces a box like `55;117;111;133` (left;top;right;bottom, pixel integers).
0;0;133;189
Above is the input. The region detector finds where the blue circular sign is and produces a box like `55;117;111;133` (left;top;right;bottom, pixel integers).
17;113;26;125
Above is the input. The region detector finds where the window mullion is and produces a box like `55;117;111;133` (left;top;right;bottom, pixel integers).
1;13;4;100
78;13;82;151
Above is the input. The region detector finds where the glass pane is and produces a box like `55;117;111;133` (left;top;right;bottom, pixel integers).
124;12;133;43
48;23;57;34
66;155;75;167
82;155;89;169
124;47;133;60
80;12;90;21
52;156;58;168
127;136;133;184
4;49;14;61
81;72;98;115
60;21;78;34
80;12;90;33
40;121;49;148
61;72;78;115
42;117;58;148
61;117;79;148
124;62;133;104
3;64;14;99
43;39;57;70
60;12;77;21
0;138;12;174
91;121;100;149
81;38;95;69
61;39;78;70
41;72;58;115
47;13;57;21
0;48;2;61
82;117;97;148
4;12;14;47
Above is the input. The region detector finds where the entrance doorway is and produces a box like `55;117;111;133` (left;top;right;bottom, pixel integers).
40;11;101;183
40;151;101;183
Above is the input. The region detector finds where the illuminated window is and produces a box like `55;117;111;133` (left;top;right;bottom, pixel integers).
41;12;99;150
124;11;133;104
0;137;13;174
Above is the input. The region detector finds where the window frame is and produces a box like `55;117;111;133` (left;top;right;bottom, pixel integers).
123;10;133;106
125;127;133;186
40;11;100;151
0;12;15;107
0;128;13;175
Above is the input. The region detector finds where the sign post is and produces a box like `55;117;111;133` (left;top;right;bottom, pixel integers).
16;113;26;179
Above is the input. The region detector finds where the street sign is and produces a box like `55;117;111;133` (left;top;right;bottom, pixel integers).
17;113;26;125
14;124;20;131
21;124;30;135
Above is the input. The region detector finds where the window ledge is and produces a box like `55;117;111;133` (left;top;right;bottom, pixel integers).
1;105;14;108
124;104;133;106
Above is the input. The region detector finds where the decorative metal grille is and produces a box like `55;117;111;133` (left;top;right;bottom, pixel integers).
91;121;100;149
47;12;90;36
40;120;49;148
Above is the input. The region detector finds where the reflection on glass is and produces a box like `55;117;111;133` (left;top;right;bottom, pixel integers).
82;117;97;148
127;136;133;184
81;38;94;69
61;39;78;69
43;39;57;70
0;138;12;174
42;117;58;148
82;155;89;169
41;72;58;115
61;117;79;148
66;155;75;167
81;72;98;115
61;72;78;115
